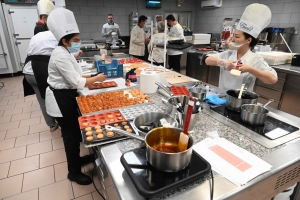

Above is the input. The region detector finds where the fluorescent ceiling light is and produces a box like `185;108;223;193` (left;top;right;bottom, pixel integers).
148;1;160;3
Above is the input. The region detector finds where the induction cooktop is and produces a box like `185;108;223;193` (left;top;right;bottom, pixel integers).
211;105;299;140
121;148;211;198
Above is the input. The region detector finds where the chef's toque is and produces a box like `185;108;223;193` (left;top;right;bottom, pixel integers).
37;0;54;16
47;8;79;41
236;3;271;38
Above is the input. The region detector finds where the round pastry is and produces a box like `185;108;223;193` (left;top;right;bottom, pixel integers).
122;121;127;125
86;136;94;141
116;113;121;117
124;125;129;129
100;120;106;123
114;123;119;127
82;122;88;127
126;129;132;133
109;119;115;122
97;134;104;139
107;115;113;119
117;117;123;120
116;126;122;129
96;129;103;134
95;125;101;130
85;131;93;136
106;131;114;138
85;127;92;131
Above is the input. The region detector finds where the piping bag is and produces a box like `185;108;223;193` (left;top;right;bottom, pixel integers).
178;97;194;151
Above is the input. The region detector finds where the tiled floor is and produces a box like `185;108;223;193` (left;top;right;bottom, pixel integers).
0;75;111;200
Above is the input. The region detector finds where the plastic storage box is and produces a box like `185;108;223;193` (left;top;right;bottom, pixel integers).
256;52;293;65
96;59;123;78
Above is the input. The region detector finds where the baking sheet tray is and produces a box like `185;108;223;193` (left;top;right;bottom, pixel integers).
119;103;163;121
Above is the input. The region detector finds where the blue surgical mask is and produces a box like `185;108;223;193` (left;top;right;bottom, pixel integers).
67;42;81;53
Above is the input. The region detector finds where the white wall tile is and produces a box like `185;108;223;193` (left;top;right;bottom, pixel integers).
268;3;284;14
271;14;292;24
283;2;300;13
80;7;96;15
224;7;236;16
87;0;104;6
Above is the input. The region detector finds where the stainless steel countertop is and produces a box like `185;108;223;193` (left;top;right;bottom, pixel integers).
96;90;300;200
271;64;300;75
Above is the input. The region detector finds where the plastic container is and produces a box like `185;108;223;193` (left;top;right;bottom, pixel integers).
256;52;293;65
96;59;123;78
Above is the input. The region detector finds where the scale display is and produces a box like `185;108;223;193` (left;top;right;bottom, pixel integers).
5;0;37;4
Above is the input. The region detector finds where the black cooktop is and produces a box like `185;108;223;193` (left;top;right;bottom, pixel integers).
211;105;299;140
156;42;193;50
121;148;211;198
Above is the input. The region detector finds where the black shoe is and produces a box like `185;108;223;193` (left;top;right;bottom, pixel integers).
67;172;92;185
80;155;94;166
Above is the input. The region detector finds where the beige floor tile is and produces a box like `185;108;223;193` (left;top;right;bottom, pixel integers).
91;190;107;200
9;155;39;177
0;130;6;140
39;179;74;200
0;93;13;98
40;129;61;141
11;112;31;122
40;148;66;168
0;175;23;199
105;185;121;200
22;166;54;192
0;100;8;105
3;108;23;116
5;88;21;93
29;123;48;134
31;100;39;106
1;95;19;101
0;115;12;124
7;98;24;105
5;126;29;139
0;120;20;132
72;173;102;198
74;193;93;200
4;189;38;200
80;142;90;157
30;110;43;118
0;104;16;111
0;138;16;151
52;137;64;150
0;146;26;164
24;95;36;102
14;101;32;109
0;162;10;179
0;110;4;117
54;162;68;182
22;105;41;113
19;117;40;128
12;91;24;96
15;133;39;147
26;140;52;157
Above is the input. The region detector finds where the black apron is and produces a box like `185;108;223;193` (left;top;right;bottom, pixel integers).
50;86;82;174
22;55;50;99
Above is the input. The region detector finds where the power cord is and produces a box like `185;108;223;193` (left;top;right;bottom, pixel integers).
92;165;106;200
210;170;214;200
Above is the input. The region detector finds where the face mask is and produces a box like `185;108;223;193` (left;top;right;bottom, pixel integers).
67;42;81;53
228;42;245;50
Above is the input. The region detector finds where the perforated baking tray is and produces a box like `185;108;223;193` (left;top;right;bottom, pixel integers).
119;103;164;121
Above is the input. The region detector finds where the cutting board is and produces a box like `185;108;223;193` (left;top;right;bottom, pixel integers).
165;71;196;84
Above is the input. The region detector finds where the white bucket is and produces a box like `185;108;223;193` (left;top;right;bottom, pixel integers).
274;184;297;200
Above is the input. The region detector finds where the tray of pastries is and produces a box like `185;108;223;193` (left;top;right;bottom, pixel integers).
81;121;136;146
76;88;153;115
78;110;125;129
88;81;118;90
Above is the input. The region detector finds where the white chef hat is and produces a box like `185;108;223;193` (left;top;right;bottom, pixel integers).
47;8;79;41
37;0;54;16
236;3;272;38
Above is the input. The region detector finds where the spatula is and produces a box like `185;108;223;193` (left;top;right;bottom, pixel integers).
238;84;245;99
178;97;194;151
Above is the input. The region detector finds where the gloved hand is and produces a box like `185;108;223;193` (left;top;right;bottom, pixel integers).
217;58;236;71
91;71;104;77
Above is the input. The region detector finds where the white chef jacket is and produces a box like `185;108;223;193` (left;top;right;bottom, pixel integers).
210;49;278;92
129;25;146;56
148;33;165;64
45;46;86;117
167;23;186;56
23;31;58;75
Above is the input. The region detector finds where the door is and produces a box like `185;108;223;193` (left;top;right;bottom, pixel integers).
0;33;8;69
16;39;30;64
10;8;38;39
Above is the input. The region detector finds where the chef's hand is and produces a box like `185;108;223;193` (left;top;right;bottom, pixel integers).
217;58;236;71
74;50;83;58
225;36;232;47
95;73;107;82
237;63;252;73
109;30;114;34
145;38;150;43
91;71;103;77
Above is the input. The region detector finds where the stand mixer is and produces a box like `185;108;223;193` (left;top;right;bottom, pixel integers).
111;32;120;49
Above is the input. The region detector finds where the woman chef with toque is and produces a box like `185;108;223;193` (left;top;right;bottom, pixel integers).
203;4;278;92
46;8;106;185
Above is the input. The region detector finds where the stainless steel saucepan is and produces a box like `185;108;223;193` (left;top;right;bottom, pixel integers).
189;87;207;101
240;99;274;126
106;126;194;172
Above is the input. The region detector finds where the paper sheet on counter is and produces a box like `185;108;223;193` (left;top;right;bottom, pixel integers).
193;138;272;186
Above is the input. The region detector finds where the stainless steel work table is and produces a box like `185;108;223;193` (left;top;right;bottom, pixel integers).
92;90;300;200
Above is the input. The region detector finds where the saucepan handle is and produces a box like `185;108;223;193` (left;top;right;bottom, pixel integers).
105;126;145;142
155;82;173;97
263;99;274;108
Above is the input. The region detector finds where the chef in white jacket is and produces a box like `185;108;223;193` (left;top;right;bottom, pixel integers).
148;21;165;66
166;15;185;73
46;8;106;185
204;4;277;92
129;15;150;60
